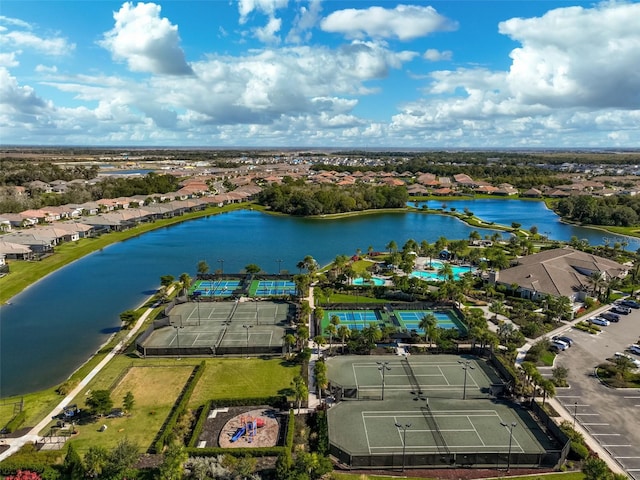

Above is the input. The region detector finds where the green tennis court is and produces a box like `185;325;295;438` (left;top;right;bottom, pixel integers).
136;300;293;356
326;355;557;469
329;355;498;401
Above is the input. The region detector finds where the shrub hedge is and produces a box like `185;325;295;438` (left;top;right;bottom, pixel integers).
151;361;206;453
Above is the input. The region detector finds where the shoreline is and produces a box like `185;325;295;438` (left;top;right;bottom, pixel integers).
3;199;638;306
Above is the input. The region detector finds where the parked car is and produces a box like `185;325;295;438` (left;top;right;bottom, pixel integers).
589;317;610;326
620;299;640;309
629;344;640;355
551;340;569;351
614;352;640;368
601;312;621;322
553;335;574;346
612;305;632;315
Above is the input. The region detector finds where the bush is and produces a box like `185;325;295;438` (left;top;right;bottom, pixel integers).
570;440;589;460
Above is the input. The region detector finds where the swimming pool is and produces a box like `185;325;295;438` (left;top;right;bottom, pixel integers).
352;277;386;286
411;260;474;281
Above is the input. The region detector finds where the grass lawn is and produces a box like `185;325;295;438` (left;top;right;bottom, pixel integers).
67;365;193;453
189;358;299;407
327;293;389;304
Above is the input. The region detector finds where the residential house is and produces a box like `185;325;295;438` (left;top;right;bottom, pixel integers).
0;240;34;260
489;247;627;302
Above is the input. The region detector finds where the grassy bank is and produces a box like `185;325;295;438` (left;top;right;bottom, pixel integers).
0;202;253;305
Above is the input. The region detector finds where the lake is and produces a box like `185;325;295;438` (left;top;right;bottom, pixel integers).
410;199;635;247
0;202;633;396
0;209;502;397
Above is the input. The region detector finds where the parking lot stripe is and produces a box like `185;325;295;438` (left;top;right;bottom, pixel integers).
602;444;632;447
583;424;611;427
616;457;640;459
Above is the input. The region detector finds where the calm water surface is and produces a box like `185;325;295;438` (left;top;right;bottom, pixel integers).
412;199;633;246
2;202;635;397
1;209;500;397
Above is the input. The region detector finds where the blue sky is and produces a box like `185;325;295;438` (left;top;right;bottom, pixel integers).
1;0;639;148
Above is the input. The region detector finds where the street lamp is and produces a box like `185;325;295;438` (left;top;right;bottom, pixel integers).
395;422;411;472
195;294;201;326
458;360;475;400
500;421;517;472
376;361;391;401
217;259;224;274
242;324;253;358
573;402;578;428
173;324;184;350
276;259;283;274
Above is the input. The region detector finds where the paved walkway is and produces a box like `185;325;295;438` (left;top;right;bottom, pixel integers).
0;289;172;461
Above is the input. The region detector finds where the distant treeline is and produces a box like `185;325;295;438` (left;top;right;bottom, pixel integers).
257;183;408;215
554;195;640;227
0;160;99;185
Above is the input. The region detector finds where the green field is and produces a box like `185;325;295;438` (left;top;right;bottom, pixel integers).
66;365;193;453
189;358;299;406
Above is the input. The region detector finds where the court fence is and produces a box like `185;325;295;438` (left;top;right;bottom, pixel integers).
329;443;565;470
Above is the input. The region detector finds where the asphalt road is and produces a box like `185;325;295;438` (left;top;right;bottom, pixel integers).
544;305;640;479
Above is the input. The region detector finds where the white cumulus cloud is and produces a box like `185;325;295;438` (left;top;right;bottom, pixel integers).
100;2;193;76
423;48;452;62
238;0;289;24
499;2;640;109
321;4;458;41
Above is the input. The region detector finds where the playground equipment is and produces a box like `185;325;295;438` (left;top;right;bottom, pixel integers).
229;414;265;443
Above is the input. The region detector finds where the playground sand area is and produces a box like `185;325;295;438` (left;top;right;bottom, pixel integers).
217;408;280;448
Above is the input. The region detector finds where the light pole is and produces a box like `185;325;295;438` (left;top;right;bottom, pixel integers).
217;259;224;274
458;360;474;400
243;324;253;358
276;259;283;274
573;402;578;428
377;361;391;400
196;294;201;326
500;421;517;472
173;324;184;350
395;422;411;472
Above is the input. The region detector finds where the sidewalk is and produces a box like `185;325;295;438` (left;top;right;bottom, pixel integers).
0;288;172;461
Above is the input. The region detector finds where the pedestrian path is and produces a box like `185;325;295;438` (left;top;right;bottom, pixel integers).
0;288;173;461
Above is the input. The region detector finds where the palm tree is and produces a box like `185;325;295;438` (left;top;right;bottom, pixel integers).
245;264;261;275
438;262;455;282
291;375;308;414
337;325;351;354
179;273;191;296
283;334;296;357
419;313;438;347
325;324;337;355
197;260;209;275
386;240;398;253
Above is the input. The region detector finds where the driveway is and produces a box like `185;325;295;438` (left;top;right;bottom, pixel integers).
547;306;640;479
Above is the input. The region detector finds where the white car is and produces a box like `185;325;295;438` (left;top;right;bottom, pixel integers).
551;340;569;351
629;344;640;355
589;317;610;326
614;352;640;368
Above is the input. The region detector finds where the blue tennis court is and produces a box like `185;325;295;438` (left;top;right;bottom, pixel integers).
322;310;381;331
252;280;297;296
396;310;465;332
192;280;240;297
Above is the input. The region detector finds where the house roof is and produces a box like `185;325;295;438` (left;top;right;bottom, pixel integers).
495;247;627;297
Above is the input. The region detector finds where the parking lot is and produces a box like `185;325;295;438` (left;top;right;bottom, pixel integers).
547;303;640;479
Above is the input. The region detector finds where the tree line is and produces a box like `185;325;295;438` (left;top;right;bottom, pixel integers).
554;195;640;227
257;183;408;215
